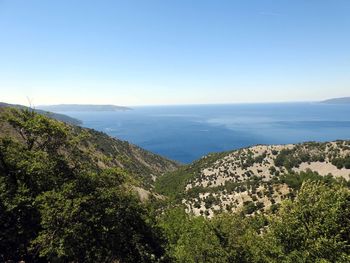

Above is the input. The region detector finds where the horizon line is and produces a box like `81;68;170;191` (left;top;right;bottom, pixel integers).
3;97;347;108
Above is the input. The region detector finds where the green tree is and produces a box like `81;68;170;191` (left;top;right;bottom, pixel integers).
0;109;164;262
158;208;228;263
211;213;267;263
262;181;350;262
173;216;227;263
33;169;164;263
5;108;69;152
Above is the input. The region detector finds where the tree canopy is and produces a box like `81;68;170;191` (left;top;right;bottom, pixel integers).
0;109;164;262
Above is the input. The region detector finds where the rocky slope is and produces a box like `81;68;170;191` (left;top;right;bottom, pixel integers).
156;141;350;217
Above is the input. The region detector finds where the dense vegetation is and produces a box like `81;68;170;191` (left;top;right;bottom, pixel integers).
158;180;350;262
1;108;349;262
0;106;179;190
0;109;165;262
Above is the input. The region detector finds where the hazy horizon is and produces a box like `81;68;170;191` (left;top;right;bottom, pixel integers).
2;98;340;109
1;0;350;105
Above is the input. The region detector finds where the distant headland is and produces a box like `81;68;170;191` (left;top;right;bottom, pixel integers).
37;104;132;112
321;97;350;104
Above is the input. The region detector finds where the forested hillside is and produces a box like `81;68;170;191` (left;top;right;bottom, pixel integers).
0;107;179;189
0;108;349;262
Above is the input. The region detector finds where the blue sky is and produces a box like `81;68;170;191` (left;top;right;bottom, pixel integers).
1;0;349;106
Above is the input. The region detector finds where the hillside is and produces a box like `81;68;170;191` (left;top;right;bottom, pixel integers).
1;107;349;262
38;104;131;112
156;141;350;217
321;97;350;104
0;102;82;125
0;107;179;189
0;107;181;262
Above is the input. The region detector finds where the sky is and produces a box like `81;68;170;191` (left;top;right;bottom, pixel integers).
0;0;350;106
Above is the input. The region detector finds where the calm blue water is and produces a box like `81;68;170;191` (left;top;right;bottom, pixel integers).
62;103;350;163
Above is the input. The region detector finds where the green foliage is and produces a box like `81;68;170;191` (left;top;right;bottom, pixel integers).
211;213;268;262
260;181;350;262
82;128;179;189
173;216;227;263
277;170;338;190
0;102;82;125
158;208;228;262
155;168;193;200
5;108;69;152
242;201;258;214
159;181;350;263
2;107;179;190
0;109;164;262
157;207;189;250
274;145;328;170
274;149;302;169
332;155;350;169
33;172;163;263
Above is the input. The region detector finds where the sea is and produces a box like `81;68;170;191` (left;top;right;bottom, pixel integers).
61;103;350;164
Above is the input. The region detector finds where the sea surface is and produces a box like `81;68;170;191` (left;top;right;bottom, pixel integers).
61;103;350;163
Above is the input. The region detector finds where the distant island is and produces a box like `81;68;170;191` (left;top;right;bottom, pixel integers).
37;104;132;112
0;102;82;125
321;97;350;104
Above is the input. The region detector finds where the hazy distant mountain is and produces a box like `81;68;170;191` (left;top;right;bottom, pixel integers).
38;104;132;112
0;102;82;125
321;97;350;104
